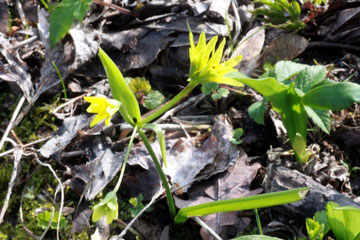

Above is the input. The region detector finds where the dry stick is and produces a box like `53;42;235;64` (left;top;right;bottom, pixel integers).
194;217;223;240
0;136;51;158
92;0;139;18
231;0;241;44
40;206;56;240
0;95;26;151
52;93;87;119
117;189;164;239
307;41;360;52
0;140;22;224
15;0;27;28
33;153;64;240
20;191;41;240
9;36;39;50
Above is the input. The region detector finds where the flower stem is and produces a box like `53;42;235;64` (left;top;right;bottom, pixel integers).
254;208;263;235
138;129;176;220
114;126;138;193
139;82;196;125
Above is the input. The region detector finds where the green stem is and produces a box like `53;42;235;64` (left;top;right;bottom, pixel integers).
254;208;263;235
138;129;176;220
139;82;196;125
114;126;138;193
51;61;67;100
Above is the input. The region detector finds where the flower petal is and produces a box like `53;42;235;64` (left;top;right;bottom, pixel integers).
92;204;107;222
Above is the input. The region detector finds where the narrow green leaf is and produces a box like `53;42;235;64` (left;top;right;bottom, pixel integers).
144;123;167;168
248;100;266;125
98;48;141;125
49;0;92;48
174;187;309;224
305;106;330;134
303;82;360;110
231;235;282;240
225;72;287;98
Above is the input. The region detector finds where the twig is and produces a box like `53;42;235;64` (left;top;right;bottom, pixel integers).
40;207;55;240
52;94;86;120
92;0;139;18
32;153;64;240
307;41;360;52
194;217;223;240
20;190;40;240
0;145;22;223
0;95;26;151
8;36;39;50
15;0;27;28
117;189;163;239
0;136;51;158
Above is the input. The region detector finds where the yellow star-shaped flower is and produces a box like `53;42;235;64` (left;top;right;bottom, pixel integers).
188;31;244;87
84;96;121;127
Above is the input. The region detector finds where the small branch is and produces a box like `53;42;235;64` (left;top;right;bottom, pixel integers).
20;190;40;240
0;146;23;223
32;153;64;240
194;217;223;240
0;136;51;158
0;96;26;151
9;36;39;50
307;41;360;52
117;190;163;239
92;0;139;18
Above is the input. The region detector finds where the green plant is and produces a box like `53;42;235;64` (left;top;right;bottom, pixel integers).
174;187;309;224
227;61;360;163
251;0;305;31
37;210;68;230
306;202;360;240
85;29;244;223
201;82;230;101
231;128;244;145
128;193;152;217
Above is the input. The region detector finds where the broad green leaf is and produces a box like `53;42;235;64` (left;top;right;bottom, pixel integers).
303;82;360;110
144;123;167;167
305;106;330;134
201;82;219;95
50;0;92;48
232;235;282;240
143;90;165;110
275;61;307;83
225;72;287;98
212;87;229;100
174;187;309;224
248;100;266;125
327;205;360;240
37;211;68;230
294;65;327;94
314;210;330;235
306;218;325;240
98;48;141;125
231;128;244;145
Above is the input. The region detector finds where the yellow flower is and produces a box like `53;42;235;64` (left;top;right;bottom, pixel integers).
188;31;244;87
84;96;121;127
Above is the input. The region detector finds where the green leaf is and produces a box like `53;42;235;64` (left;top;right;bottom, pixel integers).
37;211;68;230
305;106;330;134
231;128;244;145
327;203;360;240
303;82;360;110
174;187;309;224
231;235;282;240
201;82;219;95
143;90;165;110
98;48;141;125
314;210;331;235
144;123;167;167
306;218;325;240
275;61;307;83
50;0;92;48
248;100;266;125
212;87;229;100
294;65;327;94
225;72;287;98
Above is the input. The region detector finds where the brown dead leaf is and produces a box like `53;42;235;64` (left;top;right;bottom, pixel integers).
257;34;308;66
174;151;262;239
